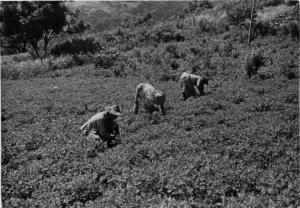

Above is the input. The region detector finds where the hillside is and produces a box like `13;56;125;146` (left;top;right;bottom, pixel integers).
66;1;188;32
1;1;299;207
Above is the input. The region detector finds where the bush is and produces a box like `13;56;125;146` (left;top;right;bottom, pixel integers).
72;54;91;66
190;46;202;56
113;62;127;78
222;32;231;40
244;50;266;78
222;41;234;57
148;24;185;43
284;93;298;104
170;59;180;70
50;55;76;70
255;21;277;38
223;1;253;26
165;44;179;58
232;50;240;59
198;18;217;34
280;58;299;79
50;37;101;57
281;68;298;79
289;21;299;40
94;54;116;69
258;0;285;7
188;0;213;12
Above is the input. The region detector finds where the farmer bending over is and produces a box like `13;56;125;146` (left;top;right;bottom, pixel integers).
133;83;166;115
80;105;122;156
179;72;209;101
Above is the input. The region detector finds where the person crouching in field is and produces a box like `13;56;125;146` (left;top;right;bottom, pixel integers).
80;105;122;157
133;83;166;115
179;72;209;101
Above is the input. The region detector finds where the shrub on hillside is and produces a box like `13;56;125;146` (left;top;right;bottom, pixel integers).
165;44;180;58
221;41;234;57
148;24;185;43
119;42;135;52
50;37;101;57
281;68;298;79
289;21;299;41
49;55;76;71
112;62;127;78
71;54;88;66
223;1;253;26
255;21;277;37
198;18;217;34
188;0;213;13
94;54;116;69
258;0;285;8
279;57;298;79
244;50;266;78
170;59;180;70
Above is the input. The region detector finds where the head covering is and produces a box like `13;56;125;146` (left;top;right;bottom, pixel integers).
105;105;122;116
153;90;164;98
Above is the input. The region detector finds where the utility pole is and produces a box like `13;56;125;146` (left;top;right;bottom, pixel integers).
248;0;256;46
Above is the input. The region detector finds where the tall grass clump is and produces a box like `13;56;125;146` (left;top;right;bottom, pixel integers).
1;55;77;80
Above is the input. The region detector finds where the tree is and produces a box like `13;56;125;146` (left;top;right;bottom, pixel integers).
0;1;88;57
223;0;255;26
0;2;28;53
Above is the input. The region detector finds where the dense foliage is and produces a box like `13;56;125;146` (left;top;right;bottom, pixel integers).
50;37;101;57
0;1;88;56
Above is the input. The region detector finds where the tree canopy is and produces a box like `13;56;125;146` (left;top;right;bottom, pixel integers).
0;1;89;56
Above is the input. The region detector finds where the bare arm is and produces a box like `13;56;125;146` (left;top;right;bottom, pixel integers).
196;78;204;95
113;122;120;135
133;84;143;114
160;104;165;115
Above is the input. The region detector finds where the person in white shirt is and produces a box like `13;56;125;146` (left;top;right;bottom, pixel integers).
133;83;166;115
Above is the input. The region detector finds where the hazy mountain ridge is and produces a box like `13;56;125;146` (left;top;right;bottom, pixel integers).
66;1;188;32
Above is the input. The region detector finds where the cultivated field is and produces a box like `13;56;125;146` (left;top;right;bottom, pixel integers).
1;1;299;208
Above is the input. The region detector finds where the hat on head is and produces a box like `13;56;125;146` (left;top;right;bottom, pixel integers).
105;105;122;116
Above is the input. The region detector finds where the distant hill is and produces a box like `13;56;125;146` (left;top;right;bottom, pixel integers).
66;1;188;32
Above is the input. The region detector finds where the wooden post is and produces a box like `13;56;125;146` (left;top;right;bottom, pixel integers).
248;0;256;46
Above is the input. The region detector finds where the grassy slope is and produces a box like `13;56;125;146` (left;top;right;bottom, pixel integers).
2;44;299;207
1;5;300;208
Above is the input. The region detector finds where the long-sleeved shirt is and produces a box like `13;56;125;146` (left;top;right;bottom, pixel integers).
80;111;119;138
